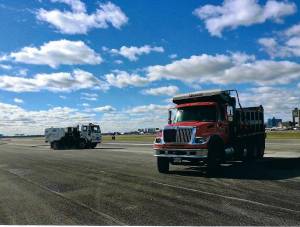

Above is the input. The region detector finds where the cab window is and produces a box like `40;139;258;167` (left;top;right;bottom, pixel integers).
92;126;100;133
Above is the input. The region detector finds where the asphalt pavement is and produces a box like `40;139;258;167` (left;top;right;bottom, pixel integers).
0;137;299;225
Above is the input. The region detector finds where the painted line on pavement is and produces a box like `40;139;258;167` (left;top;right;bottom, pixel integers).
266;142;300;146
104;142;152;146
153;181;300;214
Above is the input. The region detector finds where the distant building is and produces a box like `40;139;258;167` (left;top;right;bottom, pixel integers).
267;117;282;128
14;134;25;137
138;128;160;134
145;128;156;133
292;108;300;126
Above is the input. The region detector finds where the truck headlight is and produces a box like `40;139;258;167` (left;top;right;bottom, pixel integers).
154;137;162;144
194;137;209;144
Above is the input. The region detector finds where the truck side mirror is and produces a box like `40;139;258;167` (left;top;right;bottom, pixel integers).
226;106;234;122
168;110;172;124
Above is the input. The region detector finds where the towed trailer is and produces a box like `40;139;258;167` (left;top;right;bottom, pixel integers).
153;89;266;173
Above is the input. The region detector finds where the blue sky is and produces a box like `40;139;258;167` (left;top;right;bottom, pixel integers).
0;0;300;135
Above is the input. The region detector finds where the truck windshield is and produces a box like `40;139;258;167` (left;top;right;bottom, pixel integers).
174;106;216;123
92;126;100;133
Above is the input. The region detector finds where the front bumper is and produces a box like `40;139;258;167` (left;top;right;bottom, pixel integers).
154;148;208;158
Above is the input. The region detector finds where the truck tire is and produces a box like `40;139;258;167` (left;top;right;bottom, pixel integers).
245;142;254;161
207;138;223;173
52;141;60;150
91;143;97;149
79;139;86;149
245;138;259;161
257;135;265;159
234;142;246;161
157;157;169;173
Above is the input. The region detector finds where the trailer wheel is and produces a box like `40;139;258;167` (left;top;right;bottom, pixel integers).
157;157;169;173
79;139;86;149
207;138;223;173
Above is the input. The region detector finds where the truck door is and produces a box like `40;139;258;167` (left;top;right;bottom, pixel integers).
217;105;230;143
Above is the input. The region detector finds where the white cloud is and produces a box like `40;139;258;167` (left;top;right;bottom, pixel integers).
99;104;170;132
9;39;102;68
285;23;300;37
127;104;171;114
142;85;179;96
0;64;12;70
240;86;300;120
0;101;171;135
259;22;300;58
168;54;178;59
194;0;296;37
146;53;300;86
0;69;107;92
80;92;98;101
102;46;109;51
104;70;151;88
82;103;90;107
114;60;123;64
17;69;28;76
94;105;116;112
0;102;94;135
59;95;67;99
0;55;8;61
37;1;128;34
13;98;23;104
258;37;279;57
109;45;164;61
51;0;86;13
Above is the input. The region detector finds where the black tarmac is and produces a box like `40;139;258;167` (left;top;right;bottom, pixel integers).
0;138;299;225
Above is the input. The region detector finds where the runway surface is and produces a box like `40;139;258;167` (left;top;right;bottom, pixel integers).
0;137;299;225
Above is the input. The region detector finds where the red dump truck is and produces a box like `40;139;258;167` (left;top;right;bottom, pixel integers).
153;90;266;173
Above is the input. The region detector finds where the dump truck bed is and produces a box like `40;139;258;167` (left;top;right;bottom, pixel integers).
236;106;265;136
173;90;235;105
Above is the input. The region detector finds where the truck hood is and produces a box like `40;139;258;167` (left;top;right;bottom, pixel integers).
169;121;215;128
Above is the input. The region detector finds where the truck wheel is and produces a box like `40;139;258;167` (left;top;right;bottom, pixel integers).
235;143;245;161
207;138;223;173
257;136;265;159
157;157;169;173
52;141;59;150
79;139;86;149
245;139;257;162
253;144;260;160
245;142;254;161
91;143;97;149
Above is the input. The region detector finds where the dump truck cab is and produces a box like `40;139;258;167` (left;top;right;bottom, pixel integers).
80;123;102;146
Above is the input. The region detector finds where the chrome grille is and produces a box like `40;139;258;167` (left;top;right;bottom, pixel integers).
163;127;193;143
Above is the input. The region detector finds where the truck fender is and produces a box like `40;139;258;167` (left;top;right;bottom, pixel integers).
208;135;224;148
